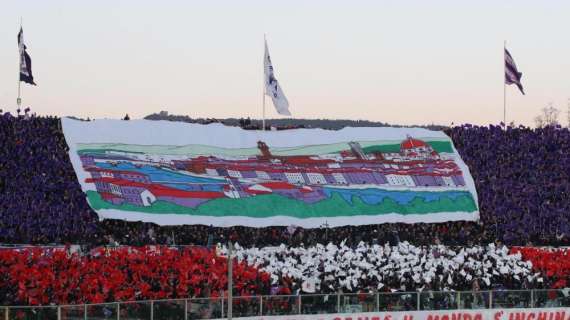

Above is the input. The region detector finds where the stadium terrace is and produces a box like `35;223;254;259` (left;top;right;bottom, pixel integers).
1;114;570;315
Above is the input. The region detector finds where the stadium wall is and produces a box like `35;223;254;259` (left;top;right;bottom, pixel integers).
237;308;570;320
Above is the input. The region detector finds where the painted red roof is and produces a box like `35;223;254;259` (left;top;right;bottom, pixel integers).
401;137;427;149
86;177;116;184
281;156;334;165
254;181;316;193
87;177;224;199
259;182;297;190
100;192;121;200
148;184;224;199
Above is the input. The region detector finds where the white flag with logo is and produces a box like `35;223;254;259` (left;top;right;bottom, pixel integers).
264;40;291;116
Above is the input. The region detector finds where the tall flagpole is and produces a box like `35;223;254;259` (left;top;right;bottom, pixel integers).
503;40;506;129
262;34;266;131
17;17;22;109
227;241;233;320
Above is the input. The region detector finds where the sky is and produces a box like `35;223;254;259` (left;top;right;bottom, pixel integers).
0;1;569;126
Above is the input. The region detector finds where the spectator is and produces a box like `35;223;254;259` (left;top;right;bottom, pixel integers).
0;246;269;306
1;116;570;248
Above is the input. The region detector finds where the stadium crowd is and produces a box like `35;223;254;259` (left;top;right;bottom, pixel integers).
2;114;569;247
229;241;541;293
0;246;267;306
447;124;570;246
2;113;570;307
0;114;100;245
1;243;570;307
513;247;570;291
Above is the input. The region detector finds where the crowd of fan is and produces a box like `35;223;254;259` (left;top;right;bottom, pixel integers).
2;114;570;248
447;124;570;245
0;113;100;245
1;244;570;307
3;113;570;307
99;220;491;249
0;246;267;306
512;247;570;290
229;241;543;294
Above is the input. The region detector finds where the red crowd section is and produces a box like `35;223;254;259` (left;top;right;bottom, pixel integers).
2;246;570;306
0;246;270;306
511;247;570;289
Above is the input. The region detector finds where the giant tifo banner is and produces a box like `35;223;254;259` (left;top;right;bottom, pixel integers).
62;118;479;227
235;309;570;320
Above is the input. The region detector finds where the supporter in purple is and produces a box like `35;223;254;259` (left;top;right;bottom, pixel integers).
1;115;570;247
0;114;101;244
447;124;570;246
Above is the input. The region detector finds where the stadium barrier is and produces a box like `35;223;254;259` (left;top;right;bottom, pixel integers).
1;289;569;320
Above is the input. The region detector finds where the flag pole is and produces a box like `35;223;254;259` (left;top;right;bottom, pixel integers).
227;241;233;320
262;34;266;131
17;17;22;109
503;40;506;129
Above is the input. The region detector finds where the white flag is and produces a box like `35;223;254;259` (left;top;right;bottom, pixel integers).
264;40;291;116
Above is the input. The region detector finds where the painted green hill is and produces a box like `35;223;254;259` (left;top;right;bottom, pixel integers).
77;139;454;158
362;141;453;154
87;190;477;218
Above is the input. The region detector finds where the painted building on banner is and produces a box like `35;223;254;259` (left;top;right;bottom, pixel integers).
85;169;326;207
86;177;156;206
79;155;96;167
81;136;469;208
86;172;225;208
86;167;151;183
172;136;464;188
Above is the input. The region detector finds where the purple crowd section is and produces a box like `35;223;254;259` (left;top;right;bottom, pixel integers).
1;114;569;247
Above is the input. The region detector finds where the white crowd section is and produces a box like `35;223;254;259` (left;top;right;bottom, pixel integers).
222;242;540;293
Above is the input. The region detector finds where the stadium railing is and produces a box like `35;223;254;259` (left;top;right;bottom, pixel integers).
1;289;569;320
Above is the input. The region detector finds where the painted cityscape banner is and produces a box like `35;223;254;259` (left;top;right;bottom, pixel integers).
61;118;479;227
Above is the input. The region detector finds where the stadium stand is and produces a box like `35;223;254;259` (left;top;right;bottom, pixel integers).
513;247;570;290
1;244;570;306
2;114;570;247
229;242;539;294
448;124;570;246
0;246;267;306
2;113;570;310
0;115;100;245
